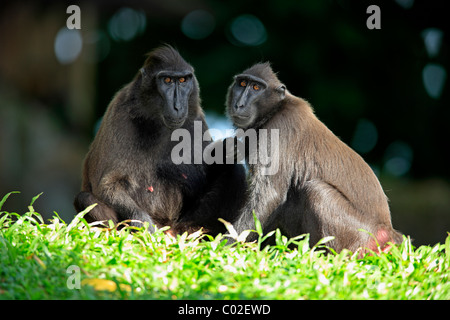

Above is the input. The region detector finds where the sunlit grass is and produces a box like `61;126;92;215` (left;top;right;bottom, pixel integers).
1;191;449;299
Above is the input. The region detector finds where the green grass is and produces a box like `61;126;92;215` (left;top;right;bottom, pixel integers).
1;191;449;300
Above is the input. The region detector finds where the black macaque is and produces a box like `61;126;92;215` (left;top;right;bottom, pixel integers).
74;45;246;236
227;62;403;254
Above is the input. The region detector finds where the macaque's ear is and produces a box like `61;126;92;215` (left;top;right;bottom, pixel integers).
276;85;286;100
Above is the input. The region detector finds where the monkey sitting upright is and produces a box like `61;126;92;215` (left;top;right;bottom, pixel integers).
74;46;246;236
227;62;403;254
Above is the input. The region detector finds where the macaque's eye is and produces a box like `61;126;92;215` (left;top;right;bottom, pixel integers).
240;81;247;87
179;77;186;83
164;77;172;83
253;84;260;91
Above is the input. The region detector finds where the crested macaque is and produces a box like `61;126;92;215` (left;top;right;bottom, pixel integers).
227;62;403;254
74;45;246;236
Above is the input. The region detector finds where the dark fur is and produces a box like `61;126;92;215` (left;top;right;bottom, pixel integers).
227;63;403;253
74;46;246;236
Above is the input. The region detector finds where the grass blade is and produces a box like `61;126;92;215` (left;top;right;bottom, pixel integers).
0;191;20;211
29;192;43;207
67;203;97;231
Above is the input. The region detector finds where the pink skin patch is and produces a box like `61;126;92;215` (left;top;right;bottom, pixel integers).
165;228;176;238
366;229;392;253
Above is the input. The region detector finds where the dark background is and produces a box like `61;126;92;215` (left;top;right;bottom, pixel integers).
0;0;449;246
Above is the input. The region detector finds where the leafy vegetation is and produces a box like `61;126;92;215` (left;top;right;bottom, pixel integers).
1;192;449;300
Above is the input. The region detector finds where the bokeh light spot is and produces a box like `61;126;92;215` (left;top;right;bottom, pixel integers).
108;7;146;42
181;10;215;40
421;28;443;58
54;27;83;65
395;0;414;9
422;63;447;99
229;14;267;46
351;118;378;154
205;112;235;141
383;141;413;177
